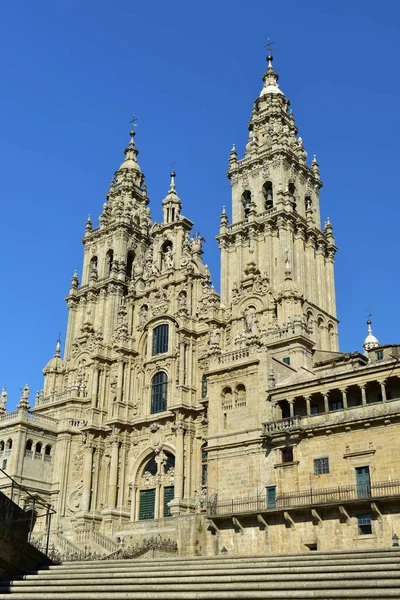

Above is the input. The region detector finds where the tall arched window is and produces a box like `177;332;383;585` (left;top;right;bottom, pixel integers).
126;250;135;279
151;372;168;414
288;182;297;212
241;190;252;218
152;324;169;355
90;256;98;278
263;181;274;210
106;249;114;276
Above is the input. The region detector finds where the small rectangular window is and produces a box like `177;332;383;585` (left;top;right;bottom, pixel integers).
266;486;277;509
376;351;384;361
282;357;291;366
314;457;329;475
357;513;372;535
281;447;293;463
2;459;7;470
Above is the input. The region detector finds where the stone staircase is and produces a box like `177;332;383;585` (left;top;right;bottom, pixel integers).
1;547;400;599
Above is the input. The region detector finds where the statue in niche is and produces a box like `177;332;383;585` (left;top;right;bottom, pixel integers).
209;328;220;347
178;291;187;312
165;248;174;269
139;305;148;327
244;306;258;336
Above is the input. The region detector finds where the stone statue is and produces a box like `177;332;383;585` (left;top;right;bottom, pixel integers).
245;306;258;336
165;248;174;269
210;328;220;347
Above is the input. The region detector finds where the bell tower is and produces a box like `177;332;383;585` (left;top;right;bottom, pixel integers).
217;52;338;353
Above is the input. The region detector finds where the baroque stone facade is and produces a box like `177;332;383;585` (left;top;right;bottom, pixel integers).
0;53;399;557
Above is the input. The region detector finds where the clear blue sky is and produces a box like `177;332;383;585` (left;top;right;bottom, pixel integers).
1;0;399;410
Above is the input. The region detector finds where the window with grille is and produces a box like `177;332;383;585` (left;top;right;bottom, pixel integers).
163;486;174;517
201;446;208;487
357;513;372;535
139;489;155;520
152;324;169;355
314;457;329;475
151;372;168;413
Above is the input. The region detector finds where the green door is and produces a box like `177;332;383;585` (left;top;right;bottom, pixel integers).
266;486;277;509
163;486;174;517
139;489;155;520
356;466;371;499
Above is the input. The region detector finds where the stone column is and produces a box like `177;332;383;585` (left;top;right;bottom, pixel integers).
174;424;185;500
91;367;100;407
359;384;367;406
323;393;330;413
81;444;93;512
288;400;295;418
179;340;185;385
108;441;119;508
341;388;348;409
116;360;124;403
305;396;311;416
130;485;137;522
380;380;387;402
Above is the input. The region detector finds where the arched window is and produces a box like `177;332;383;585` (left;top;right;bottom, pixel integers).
236;384;246;407
288;182;297;212
164;452;175;474
44;445;52;457
106;249;114;276
26;440;33;451
263;181;274;210
6;439;12;450
152;324;169;355
221;387;233;411
90;256;98;278
35;442;42;458
143;456;158;476
0;441;4;452
151;372;168;414
241;190;252;218
126;250;135;279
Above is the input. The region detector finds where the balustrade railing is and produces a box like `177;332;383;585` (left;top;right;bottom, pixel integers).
208;479;400;516
264;415;302;435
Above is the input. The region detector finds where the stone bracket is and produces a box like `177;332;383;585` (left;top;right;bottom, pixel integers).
311;508;323;527
257;513;268;530
232;516;244;534
207;518;220;533
371;502;383;522
283;511;296;530
339;505;351;525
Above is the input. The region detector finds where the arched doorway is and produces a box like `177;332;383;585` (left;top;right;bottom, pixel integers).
136;451;175;521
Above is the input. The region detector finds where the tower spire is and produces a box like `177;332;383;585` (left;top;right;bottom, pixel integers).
162;170;182;224
260;48;283;97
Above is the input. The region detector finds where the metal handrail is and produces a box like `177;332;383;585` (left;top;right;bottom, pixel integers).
208;478;400;516
0;467;56;556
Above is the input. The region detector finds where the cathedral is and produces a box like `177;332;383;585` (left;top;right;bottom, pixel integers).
1;52;400;557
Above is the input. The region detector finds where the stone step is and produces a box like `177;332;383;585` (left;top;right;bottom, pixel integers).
19;563;400;581
58;548;400;567
0;589;400;599
7;571;400;589
1;548;400;599
38;557;400;575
